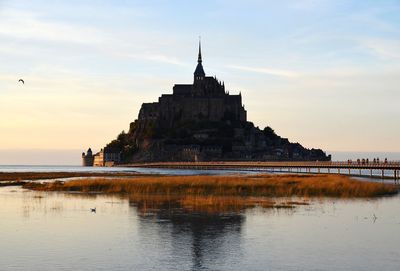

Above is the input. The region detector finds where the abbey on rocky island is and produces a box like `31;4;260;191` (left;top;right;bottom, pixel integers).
82;43;330;166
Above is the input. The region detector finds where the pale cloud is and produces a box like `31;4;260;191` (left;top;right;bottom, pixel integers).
226;65;301;78
348;3;400;33
362;38;400;59
0;7;189;68
123;52;188;66
0;8;104;44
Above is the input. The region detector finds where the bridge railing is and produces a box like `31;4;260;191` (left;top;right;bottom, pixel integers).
138;161;400;169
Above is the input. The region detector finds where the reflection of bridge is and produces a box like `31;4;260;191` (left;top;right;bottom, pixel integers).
126;161;400;181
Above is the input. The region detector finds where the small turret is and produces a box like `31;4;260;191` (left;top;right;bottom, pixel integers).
82;147;94;166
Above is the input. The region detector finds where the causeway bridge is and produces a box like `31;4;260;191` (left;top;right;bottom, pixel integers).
125;161;400;182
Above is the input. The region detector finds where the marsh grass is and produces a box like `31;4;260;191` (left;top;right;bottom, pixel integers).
24;174;398;198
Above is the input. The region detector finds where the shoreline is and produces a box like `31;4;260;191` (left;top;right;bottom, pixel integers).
1;172;396;213
119;161;400;181
0;171;147;186
22;173;398;198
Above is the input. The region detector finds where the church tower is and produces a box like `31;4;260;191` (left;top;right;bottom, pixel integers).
193;40;205;82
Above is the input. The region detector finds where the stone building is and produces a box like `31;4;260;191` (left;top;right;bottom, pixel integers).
84;42;330;164
137;43;246;128
82;148;121;167
81;148;94;166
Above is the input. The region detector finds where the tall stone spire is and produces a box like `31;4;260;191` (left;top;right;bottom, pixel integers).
198;39;202;63
194;38;205;81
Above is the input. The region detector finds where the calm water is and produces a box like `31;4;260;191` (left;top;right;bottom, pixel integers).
1;184;400;271
1;165;398;184
0;165;260;176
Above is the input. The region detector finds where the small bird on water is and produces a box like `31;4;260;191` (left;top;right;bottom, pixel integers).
90;208;96;213
18;79;24;84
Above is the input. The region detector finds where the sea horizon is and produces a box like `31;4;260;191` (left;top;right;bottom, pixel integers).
1;150;399;166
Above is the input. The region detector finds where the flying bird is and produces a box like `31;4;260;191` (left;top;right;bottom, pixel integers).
90;208;96;213
18;79;24;84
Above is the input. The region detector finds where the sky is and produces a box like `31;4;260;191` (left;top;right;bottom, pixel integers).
0;0;400;164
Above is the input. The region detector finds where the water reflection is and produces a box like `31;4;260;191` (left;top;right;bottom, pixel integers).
21;191;65;218
128;194;300;216
1;187;400;271
131;196;244;270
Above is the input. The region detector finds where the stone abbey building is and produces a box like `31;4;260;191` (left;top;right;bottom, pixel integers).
82;43;330;165
140;44;246;128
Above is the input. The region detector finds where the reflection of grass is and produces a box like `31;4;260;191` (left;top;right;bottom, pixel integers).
24;174;398;198
129;195;290;214
0;181;27;187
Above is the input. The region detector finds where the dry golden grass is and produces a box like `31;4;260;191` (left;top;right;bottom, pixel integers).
24;173;398;198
